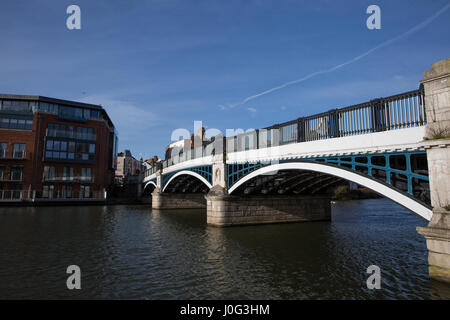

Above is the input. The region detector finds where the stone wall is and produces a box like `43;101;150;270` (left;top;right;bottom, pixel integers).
206;192;331;227
417;57;450;284
151;191;206;209
422;58;450;140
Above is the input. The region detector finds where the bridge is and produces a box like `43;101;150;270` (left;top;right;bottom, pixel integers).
143;58;450;283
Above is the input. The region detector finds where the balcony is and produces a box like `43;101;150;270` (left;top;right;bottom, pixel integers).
0;173;24;182
0;189;106;202
42;176;94;183
46;129;96;141
57;110;86;123
0;151;29;160
0;190;25;201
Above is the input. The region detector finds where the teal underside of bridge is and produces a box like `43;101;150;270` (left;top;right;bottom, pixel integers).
226;151;429;205
227;151;428;192
161;165;212;189
147;150;430;207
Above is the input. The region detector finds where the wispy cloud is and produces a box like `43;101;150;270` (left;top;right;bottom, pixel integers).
226;3;450;108
247;107;257;113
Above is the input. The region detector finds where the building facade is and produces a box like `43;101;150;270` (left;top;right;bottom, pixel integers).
115;149;143;185
0;94;118;201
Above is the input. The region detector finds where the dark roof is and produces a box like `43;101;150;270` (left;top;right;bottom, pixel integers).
0;94;103;110
0;94;115;129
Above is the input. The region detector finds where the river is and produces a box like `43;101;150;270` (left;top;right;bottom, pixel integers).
0;198;449;299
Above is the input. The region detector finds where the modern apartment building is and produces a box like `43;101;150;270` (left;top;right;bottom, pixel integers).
0;94;118;202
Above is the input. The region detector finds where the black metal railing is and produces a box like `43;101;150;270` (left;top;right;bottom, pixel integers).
226;88;425;152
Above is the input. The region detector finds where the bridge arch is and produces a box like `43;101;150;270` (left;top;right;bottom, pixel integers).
143;180;157;195
228;162;432;221
162;170;213;192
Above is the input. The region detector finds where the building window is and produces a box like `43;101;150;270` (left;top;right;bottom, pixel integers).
61;185;73;198
0;100;31;112
91;110;100;119
13;143;26;159
59;106;85;121
1;118;8;128
0;143;7;158
10;166;24;181
39;102;59;114
77;127;95;140
0;165;4;180
10;184;23;200
47;124;95;140
68;141;75;160
0;117;32;130
47;123;67;137
62;167;74;181
80;185;91;198
46;139;96;161
43;166;56;181
43;185;54;198
81;168;92;182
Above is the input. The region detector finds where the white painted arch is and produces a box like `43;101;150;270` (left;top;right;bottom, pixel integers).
162;170;213;192
143;180;157;191
228;162;432;221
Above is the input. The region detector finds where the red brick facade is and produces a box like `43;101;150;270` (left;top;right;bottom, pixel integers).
0;95;117;201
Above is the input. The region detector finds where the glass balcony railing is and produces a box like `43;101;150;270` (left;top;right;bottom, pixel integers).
58;110;86;122
46;129;96;141
42;176;94;183
0;151;27;160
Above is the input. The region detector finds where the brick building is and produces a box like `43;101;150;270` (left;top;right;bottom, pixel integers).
0;94;118;202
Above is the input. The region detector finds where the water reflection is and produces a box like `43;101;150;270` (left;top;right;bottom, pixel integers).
0;199;449;299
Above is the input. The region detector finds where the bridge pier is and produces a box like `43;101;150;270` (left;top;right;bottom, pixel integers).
205;186;331;227
150;169;208;209
417;58;450;284
151;188;206;209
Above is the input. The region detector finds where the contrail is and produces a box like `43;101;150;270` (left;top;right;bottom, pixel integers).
231;3;450;108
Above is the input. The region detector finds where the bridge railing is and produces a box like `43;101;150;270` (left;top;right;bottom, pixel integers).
148;87;426;174
144;166;158;177
226;87;425;152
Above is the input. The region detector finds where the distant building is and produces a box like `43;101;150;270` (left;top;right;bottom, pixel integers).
113;149;144;198
0;94;118;202
165;127;211;159
115;150;144;185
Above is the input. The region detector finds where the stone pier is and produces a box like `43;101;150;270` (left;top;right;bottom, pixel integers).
151;188;206;209
417;58;450;284
205;186;331;227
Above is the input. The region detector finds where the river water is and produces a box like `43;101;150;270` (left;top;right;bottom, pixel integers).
0;198;449;299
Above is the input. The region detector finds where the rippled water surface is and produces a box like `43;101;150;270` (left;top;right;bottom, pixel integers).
0;198;449;299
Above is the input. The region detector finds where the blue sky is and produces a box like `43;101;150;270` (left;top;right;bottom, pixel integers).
1;0;449;160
